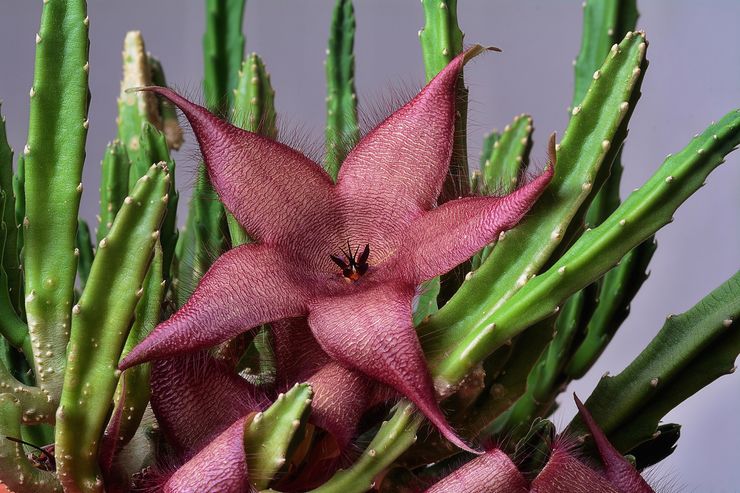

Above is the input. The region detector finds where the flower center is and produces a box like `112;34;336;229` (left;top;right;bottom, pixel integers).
330;241;370;282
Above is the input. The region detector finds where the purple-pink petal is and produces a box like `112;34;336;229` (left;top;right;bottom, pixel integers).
424;448;528;493
135;86;334;248
336;47;487;235
385;136;555;284
307;283;475;453
162;416;252;493
149;353;265;457
306;361;374;450
272;318;374;449
120;244;308;369
530;445;621;493
574;395;654;493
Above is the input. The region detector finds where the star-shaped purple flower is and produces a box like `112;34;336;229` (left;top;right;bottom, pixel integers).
120;46;554;451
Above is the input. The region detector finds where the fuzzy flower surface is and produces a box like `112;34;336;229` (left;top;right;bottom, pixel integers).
120;46;554;451
422;396;654;493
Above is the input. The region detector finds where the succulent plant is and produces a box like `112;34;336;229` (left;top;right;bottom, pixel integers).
0;0;737;492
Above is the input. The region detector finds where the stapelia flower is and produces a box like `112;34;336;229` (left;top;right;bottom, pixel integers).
119;45;555;451
421;396;654;493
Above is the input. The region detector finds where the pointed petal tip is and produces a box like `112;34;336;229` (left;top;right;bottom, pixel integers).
118;336;166;370
118;347;147;371
425;409;481;455
573;394;655;492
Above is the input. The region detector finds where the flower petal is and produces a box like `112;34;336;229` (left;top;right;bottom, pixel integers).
150;353;265;457
138;86;334;246
120;244;308;369
162;416;250;493
272;318;331;386
574;395;654;493
271;318;374;449
388;148;554;283
334;46;488;241
424;448;528;493
307;284;475;453
531;446;621;493
306;361;374;450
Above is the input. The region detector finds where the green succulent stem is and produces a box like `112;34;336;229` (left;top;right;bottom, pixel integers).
117;30;160;180
0;352;54;423
148;55;184;151
23;0;90;400
433;108;740;388
420;31;648;363
419;0;469;203
203;0;246;113
569;269;740;453
0;189;31;359
573;0;639;108
0;394;61;493
0;105;22;313
324;0;359;181
244;383;312;489
489;1;644;439
480;114;533;195
565;237;656;378
75;219;94;290
113;241;165;450
55;164;169;493
563;0;649;384
465;318;556;437
96;141;129;243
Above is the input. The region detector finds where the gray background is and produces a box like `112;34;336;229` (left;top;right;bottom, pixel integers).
1;1;738;491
